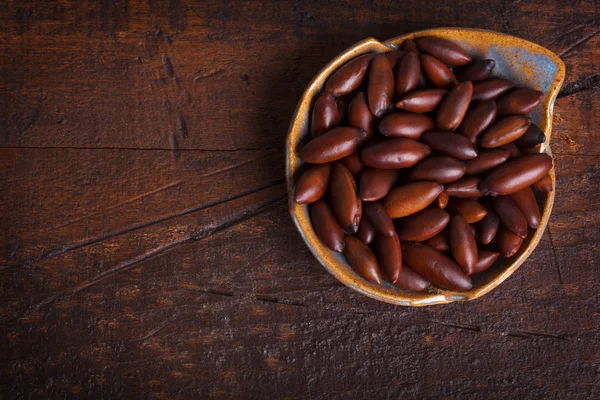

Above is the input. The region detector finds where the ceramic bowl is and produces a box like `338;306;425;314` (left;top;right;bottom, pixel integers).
286;28;565;306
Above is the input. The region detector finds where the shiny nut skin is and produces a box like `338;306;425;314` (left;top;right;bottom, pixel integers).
368;54;395;117
310;200;345;253
496;227;523;258
415;37;472;66
424;231;450;253
471;250;500;275
294;163;331;204
420;54;458;88
375;233;402;283
330;163;362;234
436;81;473;131
455;59;496;82
348;92;375;139
421;132;478;160
340;152;364;180
300;127;366;164
395;89;447;113
497;88;544;116
437;191;450;209
458;100;497;144
395;51;420;96
477;200;500;245
532;172;553;192
449;215;478;274
361;138;431;169
514;123;546;149
359;168;400;201
447;198;487;223
465;148;510;175
396;207;450;242
402;242;472;292
311;92;340;137
363;201;395;237
379;112;434;139
409;156;466;184
393;264;430;291
471;78;514;102
493;196;528;239
386;50;406;68
479;154;553;196
479;115;532;148
384;181;444;218
325;53;374;96
356;217;376;245
444;176;483;198
344;235;382;284
508;186;541;229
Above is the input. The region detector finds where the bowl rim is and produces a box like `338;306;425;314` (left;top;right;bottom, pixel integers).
286;28;565;306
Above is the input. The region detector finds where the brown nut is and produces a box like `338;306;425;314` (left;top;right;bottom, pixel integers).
348;92;375;139
477;201;500;245
356;217;376;245
514;123;546;149
455;59;496;82
436;81;473;131
393;264;430;291
294;163;332;204
421;132;478;160
458;100;497;144
325;53;374;96
368;54;395;117
479;115;532;148
497;88;544;117
340;152;364;180
446;198;487;223
471;79;515;102
330;163;362;234
480;154;553;196
311;92;341;137
359;168;401;201
449;215;478;274
532;172;553;192
409;156;466;184
493;196;528;239
420;54;458;88
424;230;450;253
508;186;541;229
361;138;431;169
385;50;406;69
300;127;366;164
500;142;522;158
379;112;434;139
444;176;483;198
470;250;500;275
384;181;444;218
401;39;419;52
310;200;345;252
496;227;523;258
395;89;447;113
344;235;382;284
396;207;450;242
402;243;472;291
465;148;510;175
415;37;472;66
437;191;450;209
395;51;421;96
374;233;403;283
363;201;395;237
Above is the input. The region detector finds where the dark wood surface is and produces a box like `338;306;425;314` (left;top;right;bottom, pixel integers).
1;1;599;398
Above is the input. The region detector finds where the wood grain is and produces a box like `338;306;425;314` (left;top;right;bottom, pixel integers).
1;1;599;398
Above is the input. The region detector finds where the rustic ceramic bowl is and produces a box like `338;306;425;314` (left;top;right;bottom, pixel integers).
286;28;565;306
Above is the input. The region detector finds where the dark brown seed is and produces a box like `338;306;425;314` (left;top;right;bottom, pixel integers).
340;152;364;180
470;250;500;275
294;164;332;204
445;176;483;198
415;37;472;66
401;39;419;52
311;93;341;137
394;264;430;291
437;192;449;209
497;88;544;116
532;173;553;192
436;81;473;131
496;227;523;258
410;156;466;183
368;54;395;117
421;132;478;160
455;59;496;82
385;50;406;68
378;112;434;139
330;163;362;234
375;233;402;283
384;181;443;218
472;79;514;102
396;207;450;241
395;89;447;113
508;186;541;229
493;196;528;238
300;127;366;164
361;138;431;169
420;54;458;88
449;215;478;274
395;51;420;96
326;54;374;96
344;235;382;284
310;200;345;252
424;231;449;253
360;168;400;201
447;198;487;223
356;217;376;245
477;201;500;245
348;92;375;139
514;123;546;149
402;243;472;291
480;115;532;148
465;148;510;175
480;154;553;196
500;142;522;158
458;100;497;144
363;201;395;237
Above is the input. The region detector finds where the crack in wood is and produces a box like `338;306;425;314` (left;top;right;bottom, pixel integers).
138;313;180;342
180;285;307;308
558;73;600;98
432;320;483;332
548;21;597;45
504;330;565;340
559;27;600;57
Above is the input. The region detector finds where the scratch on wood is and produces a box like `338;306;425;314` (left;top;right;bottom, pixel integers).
559;27;600;57
176;114;188;138
194;68;225;82
558;73;600;98
547;227;563;285
180;285;307;308
138;313;180;342
432;320;483;332
163;55;175;78
548;22;596;45
504;330;565;340
199;155;271;179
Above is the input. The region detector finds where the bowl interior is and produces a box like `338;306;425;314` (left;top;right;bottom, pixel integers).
287;28;565;306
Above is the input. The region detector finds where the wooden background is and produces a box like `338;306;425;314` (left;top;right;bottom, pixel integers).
1;0;599;398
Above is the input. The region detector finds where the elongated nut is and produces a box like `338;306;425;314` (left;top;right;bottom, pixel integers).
420;54;458;88
363;201;395;237
409;156;466;184
396;89;447;113
395;51;421;96
294;163;331;204
359;168;401;201
496;227;523;258
446;198;487;223
458;100;497;144
532;172;553;192
384;181;443;218
514;123;546;149
449;215;478;274
356;217;376;245
496;88;544;116
310;200;345;252
470;250;500;275
396;207;450;242
374;233;402;283
479;154;553;196
436;81;473;131
444;176;483;198
421;132;478;160
465;148;510;175
493;196;528;238
344;235;382;284
330;163;362;234
508;186;541;229
361;138;431;169
415;37;472;66
311;92;341;137
379;112;434;139
300;127;366;164
325;54;374;96
368;54;395;117
479;115;532;148
455;59;495;82
471;79;514;101
348;92;375;139
477;201;500;245
393;264;430;291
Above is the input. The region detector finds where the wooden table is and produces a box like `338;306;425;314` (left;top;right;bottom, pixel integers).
1;1;598;398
